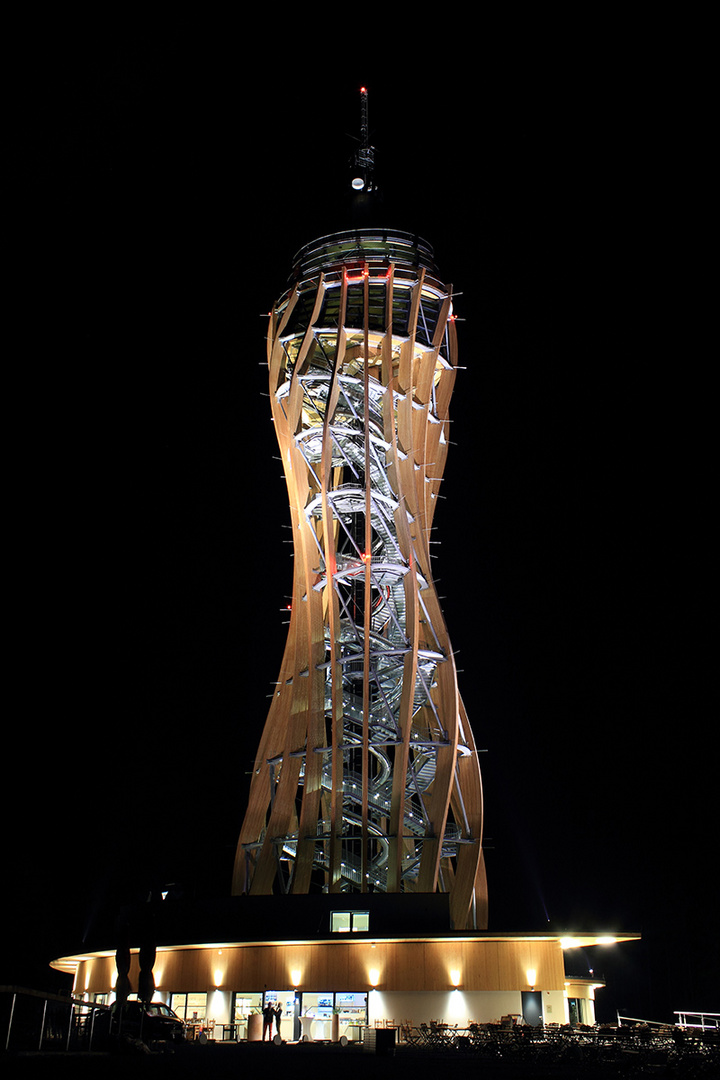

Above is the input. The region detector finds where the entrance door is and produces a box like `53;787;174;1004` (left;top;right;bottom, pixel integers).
521;991;543;1026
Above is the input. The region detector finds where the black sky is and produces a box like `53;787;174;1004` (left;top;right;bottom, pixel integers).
8;15;716;1024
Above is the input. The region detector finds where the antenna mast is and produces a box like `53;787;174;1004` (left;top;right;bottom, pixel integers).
351;86;375;192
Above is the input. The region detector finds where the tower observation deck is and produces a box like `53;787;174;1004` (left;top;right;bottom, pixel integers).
232;227;487;930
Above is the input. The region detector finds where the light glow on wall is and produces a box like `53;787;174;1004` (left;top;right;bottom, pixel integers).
214;949;225;988
290;969;302;987
368;968;380;987
450;969;461;987
526;969;537;988
448;989;465;1017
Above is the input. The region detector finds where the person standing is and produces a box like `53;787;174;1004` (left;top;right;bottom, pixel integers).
262;1002;275;1041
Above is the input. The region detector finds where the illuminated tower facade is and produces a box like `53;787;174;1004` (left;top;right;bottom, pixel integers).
232;227;487;931
47;97;640;1029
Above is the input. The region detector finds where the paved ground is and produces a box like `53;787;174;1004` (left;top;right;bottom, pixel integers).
5;1035;720;1078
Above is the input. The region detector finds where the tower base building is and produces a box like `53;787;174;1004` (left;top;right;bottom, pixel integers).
52;894;638;1035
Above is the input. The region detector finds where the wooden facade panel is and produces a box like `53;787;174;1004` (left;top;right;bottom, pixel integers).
75;938;567;997
423;942;462;990
462;936;494;987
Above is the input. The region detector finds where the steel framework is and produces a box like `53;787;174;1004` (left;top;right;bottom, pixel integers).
232;230;487;929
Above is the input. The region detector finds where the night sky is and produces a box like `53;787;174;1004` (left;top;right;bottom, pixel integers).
8;15;716;1025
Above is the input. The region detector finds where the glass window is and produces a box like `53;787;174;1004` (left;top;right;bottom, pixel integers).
233;992;263;1024
146;1004;175;1017
336;992;368;1027
170;993;207;1022
301;992;367;1040
330;910;369;932
231;992;263;1040
300;992;332;1040
265;992;296;1022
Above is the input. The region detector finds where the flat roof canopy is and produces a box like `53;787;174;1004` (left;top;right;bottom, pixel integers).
52;930;640;974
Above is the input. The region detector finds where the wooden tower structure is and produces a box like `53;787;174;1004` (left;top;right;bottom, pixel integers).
232;91;487;930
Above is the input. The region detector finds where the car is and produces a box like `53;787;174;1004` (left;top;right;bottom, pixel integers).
110;1000;185;1043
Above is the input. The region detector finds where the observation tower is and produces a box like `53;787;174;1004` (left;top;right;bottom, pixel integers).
47;93;640;1034
232;94;487;930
